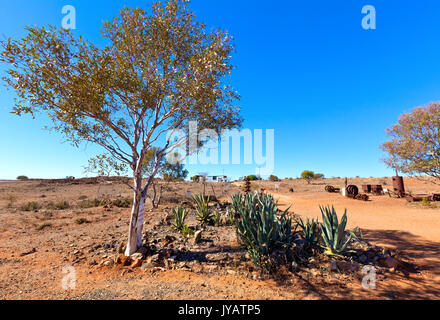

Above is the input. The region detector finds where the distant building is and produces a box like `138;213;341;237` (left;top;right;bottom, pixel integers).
205;175;228;183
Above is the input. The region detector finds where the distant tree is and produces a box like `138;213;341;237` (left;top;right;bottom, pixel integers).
0;0;241;255
191;175;201;182
381;102;440;183
247;175;258;181
301;170;315;184
269;175;280;182
16;175;29;181
314;173;325;179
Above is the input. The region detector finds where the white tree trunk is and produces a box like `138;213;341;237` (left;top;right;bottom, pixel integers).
125;193;146;256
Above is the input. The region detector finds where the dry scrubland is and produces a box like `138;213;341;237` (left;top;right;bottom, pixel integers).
0;177;439;300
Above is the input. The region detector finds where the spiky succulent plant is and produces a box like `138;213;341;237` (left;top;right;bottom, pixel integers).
319;206;360;256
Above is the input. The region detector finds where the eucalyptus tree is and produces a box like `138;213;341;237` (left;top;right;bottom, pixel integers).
382;102;440;183
0;0;241;255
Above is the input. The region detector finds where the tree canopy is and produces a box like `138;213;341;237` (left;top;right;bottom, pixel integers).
381;102;440;182
0;0;242;255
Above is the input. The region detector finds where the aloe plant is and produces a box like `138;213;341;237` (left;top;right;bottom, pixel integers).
171;206;187;231
319;206;360;256
297;217;319;247
234;192;293;269
193;194;213;225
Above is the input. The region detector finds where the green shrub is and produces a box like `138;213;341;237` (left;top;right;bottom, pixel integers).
78;198;107;208
234;192;293;271
171;206;187;231
213;210;221;227
17;175;29;181
269;175;280;182
46;200;70;210
111;198;132;208
20;201;41;212
319;206;360;256
297;217;319;247
247;175;258;181
75;218;89;225
193;194;213;226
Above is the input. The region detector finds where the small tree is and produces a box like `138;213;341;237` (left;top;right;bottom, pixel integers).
301;170;315;184
269;175;279;182
381;102;440;183
314;173;325;179
1;0;241;255
17;175;29;181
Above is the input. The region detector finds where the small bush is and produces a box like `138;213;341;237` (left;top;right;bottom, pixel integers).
269;175;280;182
79;198;107;208
20;201;41;212
75;218;89;225
78;195;88;200
17;176;29;181
46;200;70;210
247;175;258;181
111;198;133;208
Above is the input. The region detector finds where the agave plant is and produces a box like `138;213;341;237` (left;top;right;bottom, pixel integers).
319;206;360;256
297;217;319;247
234;192;293;268
193;194;213;225
171;206;187;231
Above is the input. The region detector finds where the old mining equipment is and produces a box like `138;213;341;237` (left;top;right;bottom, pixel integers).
346;185;359;196
325;185;340;193
392;176;405;198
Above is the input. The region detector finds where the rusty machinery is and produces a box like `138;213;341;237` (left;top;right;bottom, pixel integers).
325;185;340;193
362;184;384;195
325;184;369;201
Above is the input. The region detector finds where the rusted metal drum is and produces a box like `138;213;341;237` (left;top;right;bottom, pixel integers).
392;176;405;197
362;185;372;193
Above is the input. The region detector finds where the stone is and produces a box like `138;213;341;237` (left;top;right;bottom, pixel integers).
116;242;126;254
193;230;203;245
358;254;368;263
131;259;143;268
130;253;144;261
378;256;400;269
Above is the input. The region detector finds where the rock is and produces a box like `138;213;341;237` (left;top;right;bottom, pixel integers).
141;262;151;270
116;242;126;254
130;253;144;261
358;254;368;263
131;259;143;268
329;260;360;272
291;261;300;272
116;255;132;266
193;230;202;244
103;260;112;267
20;248;36;257
378;256;401;269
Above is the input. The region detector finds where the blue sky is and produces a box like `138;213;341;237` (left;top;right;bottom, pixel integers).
1;0;440;180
